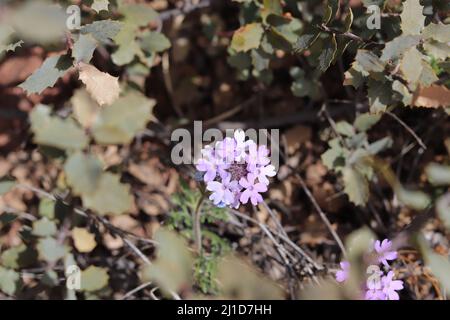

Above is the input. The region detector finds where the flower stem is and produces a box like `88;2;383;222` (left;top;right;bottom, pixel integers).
193;193;205;254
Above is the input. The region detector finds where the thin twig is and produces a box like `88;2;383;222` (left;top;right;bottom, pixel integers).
295;174;347;258
267;132;348;257
385;111;427;150
261;201;288;239
121;282;153;300
318;23;365;43
229;208;322;270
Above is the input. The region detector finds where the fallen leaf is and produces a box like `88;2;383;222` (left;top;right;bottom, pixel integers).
72;227;97;253
78;62;120;106
412;85;450;108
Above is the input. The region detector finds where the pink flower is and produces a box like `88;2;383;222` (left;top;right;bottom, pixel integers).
196;158;229;182
233;130;247;161
196;130;275;209
206;175;240;206
381;271;403;300
249;164;276;185
246;143;270;168
335;261;350;283
365;288;386;300
239;174;267;205
215;137;236;163
374;239;397;267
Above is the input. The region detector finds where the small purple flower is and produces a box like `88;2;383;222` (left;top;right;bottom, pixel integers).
196;130;275;209
233;130;247;161
381;271;403;300
246;143;270;168
215;137;236;163
335;261;350;283
239;174;267;205
249;164;276;185
374;239;398;267
365;288;386;300
206;175;240;206
196;158;229;182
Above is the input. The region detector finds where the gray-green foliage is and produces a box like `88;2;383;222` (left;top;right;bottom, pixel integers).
345;1;448;112
321;113;392;206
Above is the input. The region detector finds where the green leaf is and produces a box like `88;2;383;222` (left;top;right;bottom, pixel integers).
263;0;282;15
318;34;337;72
32;217;57;237
64;152;103;196
19;55;72;95
119;3;159;27
71;89;101;128
111;24;141;66
0;25;23;54
343;7;354;32
355;50;385;73
227;52;252;70
367;137;393;154
425;163;450;186
419;238;450;292
29;105;89;151
251;49;270;72
91;0;110;13
81;266;109;292
1;244;35;269
424;41;450;61
38;198;55;220
231;23;264;52
344;62;365;88
72;34;98;63
392;80;413;105
92;91;156;145
354;113;381;132
82;173;133;216
218;255;284;299
367;79;392;113
336;121;355;136
41;270;59;287
10;2;66;44
140;32;172;53
400;47;424;89
293;26;320;54
380;35;421;62
323;0;339;25
436;193;450;230
343;166;369;206
266;15;302;47
395;186;430;210
400;0;425;35
37;237;66;263
417;61;439;88
0;267;20;296
81;20;122;44
422;23;450;43
140;229;193;294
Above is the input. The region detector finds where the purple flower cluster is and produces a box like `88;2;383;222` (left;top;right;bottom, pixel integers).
196;130;275;208
335;238;404;300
